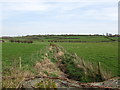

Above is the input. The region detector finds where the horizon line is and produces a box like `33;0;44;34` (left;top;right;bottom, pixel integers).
1;33;119;37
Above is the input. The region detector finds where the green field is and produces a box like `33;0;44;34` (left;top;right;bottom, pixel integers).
2;35;119;87
2;35;119;76
59;42;118;76
2;42;48;71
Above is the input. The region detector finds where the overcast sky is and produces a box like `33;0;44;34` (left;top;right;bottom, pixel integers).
0;0;118;36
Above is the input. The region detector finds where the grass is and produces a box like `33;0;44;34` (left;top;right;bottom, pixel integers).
45;44;110;82
2;35;119;87
59;42;118;77
34;79;57;88
56;36;110;41
2;42;48;72
2;40;118;77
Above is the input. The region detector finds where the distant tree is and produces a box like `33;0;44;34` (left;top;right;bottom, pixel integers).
10;40;14;42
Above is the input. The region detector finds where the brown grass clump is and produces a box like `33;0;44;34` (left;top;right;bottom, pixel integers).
49;46;53;51
35;58;63;77
55;51;64;58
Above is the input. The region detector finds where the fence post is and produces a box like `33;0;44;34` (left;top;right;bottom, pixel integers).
98;62;101;74
82;58;86;68
19;57;22;69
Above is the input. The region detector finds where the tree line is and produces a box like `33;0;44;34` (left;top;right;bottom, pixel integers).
47;40;117;43
10;40;33;43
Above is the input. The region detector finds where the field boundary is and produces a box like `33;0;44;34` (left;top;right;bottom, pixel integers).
17;75;120;89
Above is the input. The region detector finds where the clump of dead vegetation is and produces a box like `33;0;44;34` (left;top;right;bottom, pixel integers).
34;58;63;77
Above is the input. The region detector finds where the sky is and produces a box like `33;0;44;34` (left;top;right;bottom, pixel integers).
0;0;119;36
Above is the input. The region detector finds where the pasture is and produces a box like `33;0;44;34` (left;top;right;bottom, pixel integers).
2;35;119;76
2;42;48;72
2;35;119;87
59;42;118;76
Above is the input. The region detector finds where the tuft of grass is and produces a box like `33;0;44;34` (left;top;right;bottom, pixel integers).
49;73;59;77
34;79;57;88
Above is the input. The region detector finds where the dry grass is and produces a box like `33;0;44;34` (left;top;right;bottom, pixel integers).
2;67;34;88
35;58;63;77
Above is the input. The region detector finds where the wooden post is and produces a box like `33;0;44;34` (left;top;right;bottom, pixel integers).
98;61;105;80
98;62;101;74
19;57;22;69
82;58;86;68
